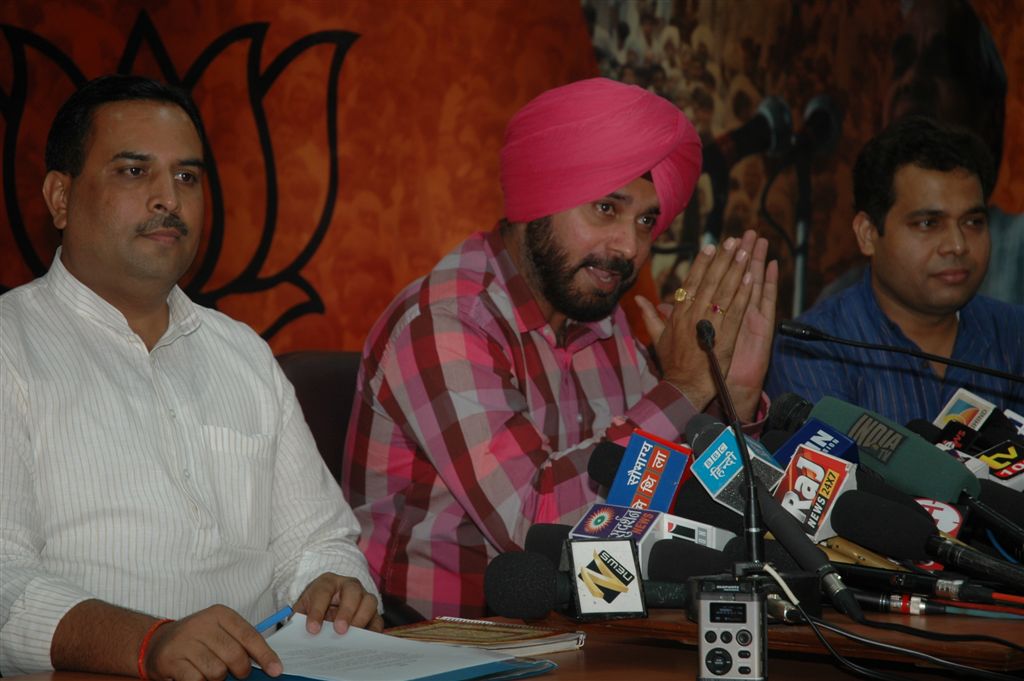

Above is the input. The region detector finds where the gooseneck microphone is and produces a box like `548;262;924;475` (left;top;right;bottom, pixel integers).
696;319;764;565
777;320;1024;384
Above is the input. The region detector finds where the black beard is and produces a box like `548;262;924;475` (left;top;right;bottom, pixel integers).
524;217;636;323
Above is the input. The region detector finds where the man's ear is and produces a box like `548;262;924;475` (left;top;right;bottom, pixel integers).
42;171;72;231
852;211;879;257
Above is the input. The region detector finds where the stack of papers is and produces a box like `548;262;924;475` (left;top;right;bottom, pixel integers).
245;614;556;681
388;617;585;656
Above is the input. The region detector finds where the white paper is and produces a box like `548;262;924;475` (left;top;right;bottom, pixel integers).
264;614;514;681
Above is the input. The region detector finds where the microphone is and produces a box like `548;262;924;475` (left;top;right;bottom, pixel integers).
687;418;785;516
702;96;792;241
755;484;863;620
831;491;1024;591
708;96;793;169
525;523;572;567
766;392;814;435
484;550;695;618
831;562;999;604
787;95;842;159
777;320;1024;384
587;440;627;488
810;396;980;502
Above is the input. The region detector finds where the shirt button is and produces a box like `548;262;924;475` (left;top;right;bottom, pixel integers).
169;409;177;419
183;469;191;479
577;414;583;423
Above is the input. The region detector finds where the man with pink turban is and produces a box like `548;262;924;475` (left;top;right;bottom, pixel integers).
344;78;778;620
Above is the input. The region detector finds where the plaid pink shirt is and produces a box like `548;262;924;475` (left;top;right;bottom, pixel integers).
343;227;700;619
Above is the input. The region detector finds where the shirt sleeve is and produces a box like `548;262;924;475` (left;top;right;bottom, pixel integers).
0;349;94;674
369;305;699;554
266;362;381;611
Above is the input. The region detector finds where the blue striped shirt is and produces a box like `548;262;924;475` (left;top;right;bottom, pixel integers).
766;269;1024;425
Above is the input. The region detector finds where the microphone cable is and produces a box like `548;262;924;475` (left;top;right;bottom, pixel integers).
761;563;1024;681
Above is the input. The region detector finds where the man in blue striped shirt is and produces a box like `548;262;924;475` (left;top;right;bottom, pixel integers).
767;117;1024;425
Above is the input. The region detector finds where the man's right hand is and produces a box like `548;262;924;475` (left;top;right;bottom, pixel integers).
143;605;283;681
638;230;763;410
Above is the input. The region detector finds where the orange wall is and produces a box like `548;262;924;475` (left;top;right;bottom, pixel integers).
0;0;598;352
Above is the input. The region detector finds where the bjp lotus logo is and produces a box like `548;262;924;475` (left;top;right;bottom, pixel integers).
1;11;358;339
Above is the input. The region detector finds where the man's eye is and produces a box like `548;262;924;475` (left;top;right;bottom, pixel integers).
121;167;144;177
176;171;199;184
595;202;615;215
639;215;657;228
914;219;937;229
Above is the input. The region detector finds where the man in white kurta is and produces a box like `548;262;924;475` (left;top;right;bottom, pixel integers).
0;74;380;678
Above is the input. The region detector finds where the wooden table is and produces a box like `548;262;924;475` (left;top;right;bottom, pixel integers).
529;607;1024;675
8;610;1021;680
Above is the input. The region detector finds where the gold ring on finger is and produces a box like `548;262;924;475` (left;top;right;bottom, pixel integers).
674;287;690;303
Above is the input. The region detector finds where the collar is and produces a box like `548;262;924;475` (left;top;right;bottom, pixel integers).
45;247;201;347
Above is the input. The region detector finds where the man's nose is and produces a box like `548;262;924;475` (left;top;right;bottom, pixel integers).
147;172;180;214
608;220;639;261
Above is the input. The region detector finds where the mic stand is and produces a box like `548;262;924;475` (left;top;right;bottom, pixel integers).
778;320;1024;384
694;320;770;681
697;320;764;567
791;156;811;317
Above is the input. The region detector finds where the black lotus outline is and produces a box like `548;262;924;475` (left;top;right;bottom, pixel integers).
1;11;359;339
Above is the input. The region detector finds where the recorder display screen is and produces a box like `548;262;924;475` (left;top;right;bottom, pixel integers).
710;602;747;623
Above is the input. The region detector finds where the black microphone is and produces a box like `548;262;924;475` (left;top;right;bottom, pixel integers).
696;319;764;565
524;523;572;567
831;490;1024;591
831;562;999;604
787;95;842;159
755;485;863;620
484;551;692;619
777;320;1024;384
586;440;627;488
702;96;792;240
708;95;793;168
766;392;814;434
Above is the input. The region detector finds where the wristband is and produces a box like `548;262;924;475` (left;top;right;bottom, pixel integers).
137;618;174;680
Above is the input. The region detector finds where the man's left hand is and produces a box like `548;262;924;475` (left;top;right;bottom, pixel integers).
293;573;384;634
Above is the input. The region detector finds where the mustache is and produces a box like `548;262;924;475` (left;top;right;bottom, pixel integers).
577;256;635;280
136;214;189;237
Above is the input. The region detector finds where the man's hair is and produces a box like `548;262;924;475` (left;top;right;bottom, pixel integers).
45;74;206;176
853;116;995;233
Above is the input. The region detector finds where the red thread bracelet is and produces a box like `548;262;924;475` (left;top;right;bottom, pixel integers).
137;618;174;680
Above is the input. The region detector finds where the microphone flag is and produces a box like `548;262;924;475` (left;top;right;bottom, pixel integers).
934;387;996;430
567;538;647;619
605;430;691;511
570;503;662;577
691;426;784;514
773;444;856;542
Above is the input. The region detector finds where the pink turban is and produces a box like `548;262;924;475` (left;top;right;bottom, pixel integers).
500;78;701;238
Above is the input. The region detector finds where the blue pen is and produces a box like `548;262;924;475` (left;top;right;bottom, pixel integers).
255;605;293;633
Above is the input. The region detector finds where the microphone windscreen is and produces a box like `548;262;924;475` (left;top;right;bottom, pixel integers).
587;440;626;487
671;476;745;535
646;539;734;582
759;429;792;454
811;397;980;501
484;552;559;619
906;419;943;443
688;419;728;457
978;479;1024;527
767;392;813;433
854;467;932;521
524;524;571;567
831;490;934;562
684;413;721;451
